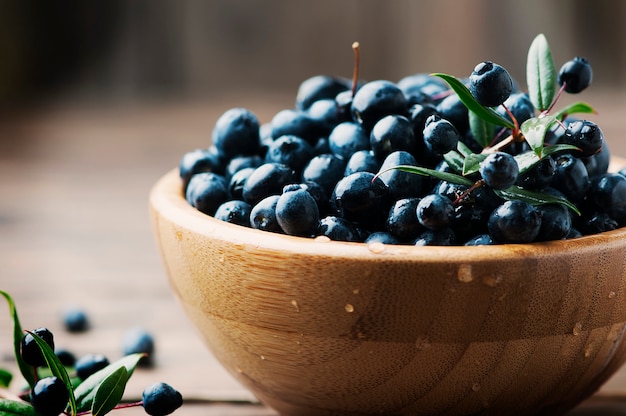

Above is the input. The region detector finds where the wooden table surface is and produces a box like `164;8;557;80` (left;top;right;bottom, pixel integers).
1;89;626;415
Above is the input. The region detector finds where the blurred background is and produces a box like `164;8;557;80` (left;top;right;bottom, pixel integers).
1;0;625;108
1;0;626;410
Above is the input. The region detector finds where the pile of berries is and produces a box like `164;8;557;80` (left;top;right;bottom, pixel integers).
0;292;183;416
180;36;626;246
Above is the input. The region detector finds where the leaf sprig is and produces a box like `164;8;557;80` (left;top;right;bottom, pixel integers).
419;34;597;213
0;291;164;416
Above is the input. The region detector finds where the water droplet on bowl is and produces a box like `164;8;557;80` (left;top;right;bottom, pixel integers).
314;235;331;243
609;291;617;299
175;230;183;241
368;242;386;254
291;300;300;312
345;304;355;313
482;274;502;287
458;264;473;283
573;322;583;336
472;382;481;392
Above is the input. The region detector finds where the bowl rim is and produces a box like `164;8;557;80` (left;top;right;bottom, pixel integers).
150;164;626;262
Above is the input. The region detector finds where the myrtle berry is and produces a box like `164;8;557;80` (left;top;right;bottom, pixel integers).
122;327;155;367
397;73;448;102
469;61;513;107
301;154;347;200
264;135;314;174
479;152;519;190
241;163;296;206
558;57;592;94
62;306;89;333
30;376;69;416
225;155;263;179
436;94;469;135
306;98;341;136
185;172;230;216
75;353;110;380
488;200;541;243
386;198;424;242
295;75;350;111
351;80;408;131
332;172;390;228
464;234;495;246
536;189;573;241
364;231;400;245
552;154;591;202
21;328;54;368
214;200;252;227
250;195;282;233
317;216;362;242
416;194;454;230
560;120;604;157
516;155;556;190
276;187;320;237
369;114;416;160
270;109;322;145
142;382;183;416
591;173;626;224
496;93;535;126
414;228;456;246
228;167;255;201
578;212;618;235
55;348;76;367
179;147;224;190
422;114;461;155
328;121;370;159
344;150;380;176
212;108;261;159
377;151;424;200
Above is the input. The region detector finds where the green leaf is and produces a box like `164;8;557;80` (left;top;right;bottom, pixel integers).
26;331;77;416
526;34;557;111
0;368;12;387
520;115;557;157
377;165;474;187
431;73;515;129
0;399;38;416
469;110;496;149
554;101;596;120
91;366;129;416
74;353;145;412
442;150;465;175
463;153;488;176
0;291;35;388
495;186;580;215
514;144;581;175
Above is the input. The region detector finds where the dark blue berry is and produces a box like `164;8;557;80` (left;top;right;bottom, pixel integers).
228;167;255;200
351;80;408;131
214;200;252;227
332;172;390;228
397;73;448;102
516;155;556;190
62;307;89;333
582;142;611;179
212;108;261;159
488;200;541;243
344;150;380;176
250;195;282;233
591;173;626;225
414;228;456;246
122;327;155;367
179;147;224;190
21;328;54;368
377;151;424;200
295;75;350;111
270;109;323;145
317;216;362;242
142;382;183;416
185;172;230;216
75;353;110;380
55;349;76;367
386;197;424;242
479;152;519;190
241;163;296;206
552;154;591;202
264;135;314;174
422;114;461;155
436;94;469;135
558;57;592;94
416;194;454;230
30;376;69;416
369;114;416;160
276;187;320;237
328;121;370;159
560;120;604;157
464;234;495;246
225;155;263;179
364;231;400;245
306;98;341;136
469;61;513;107
578;212;618;235
496;92;535;126
301;154;346;200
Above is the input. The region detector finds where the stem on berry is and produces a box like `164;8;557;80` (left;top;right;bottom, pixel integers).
351;42;360;98
75;401;143;415
501;103;520;135
453;179;485;206
482;134;514;154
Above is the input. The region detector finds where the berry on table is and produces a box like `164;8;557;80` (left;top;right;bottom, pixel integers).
75;353;110;380
142;382;183;416
20;327;55;368
30;376;69;416
122;327;156;367
62;306;89;333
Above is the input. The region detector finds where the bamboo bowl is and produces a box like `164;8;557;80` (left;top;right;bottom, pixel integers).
149;166;626;416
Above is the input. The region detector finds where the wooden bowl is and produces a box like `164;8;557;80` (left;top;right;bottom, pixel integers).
149;165;626;416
